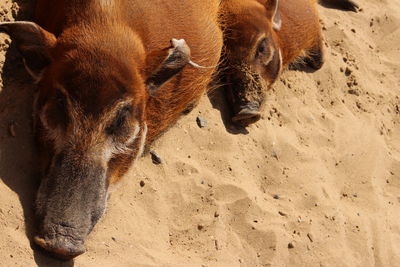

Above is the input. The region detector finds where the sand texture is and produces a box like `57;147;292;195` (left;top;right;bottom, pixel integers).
0;0;399;266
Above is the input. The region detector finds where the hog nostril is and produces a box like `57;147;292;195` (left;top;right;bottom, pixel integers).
34;235;86;260
232;106;261;127
60;222;72;228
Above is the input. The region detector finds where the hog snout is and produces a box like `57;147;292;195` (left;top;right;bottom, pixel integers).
227;66;266;126
34;229;85;260
231;102;262;126
35;152;108;259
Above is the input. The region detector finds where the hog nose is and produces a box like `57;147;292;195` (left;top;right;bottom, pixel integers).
34;235;86;260
232;104;261;127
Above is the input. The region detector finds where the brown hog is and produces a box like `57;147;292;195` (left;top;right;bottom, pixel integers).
221;0;359;126
0;0;222;260
221;0;325;126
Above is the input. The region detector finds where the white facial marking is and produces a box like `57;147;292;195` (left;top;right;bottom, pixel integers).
263;45;275;66
135;123;147;161
278;48;283;74
126;124;141;145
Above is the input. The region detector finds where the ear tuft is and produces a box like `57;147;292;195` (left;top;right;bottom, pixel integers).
265;0;282;31
146;38;192;95
0;21;56;82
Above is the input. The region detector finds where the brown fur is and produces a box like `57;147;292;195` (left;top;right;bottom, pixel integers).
33;0;223;182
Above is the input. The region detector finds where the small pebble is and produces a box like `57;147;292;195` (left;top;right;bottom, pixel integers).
139;180;145;187
214;240;219;250
278;211;287;217
111;237;116;241
196;116;208;128
348;89;359;96
307;233;314;242
288;242;295;249
150;151;163;165
345;67;352;76
273;194;280;200
197;225;204;231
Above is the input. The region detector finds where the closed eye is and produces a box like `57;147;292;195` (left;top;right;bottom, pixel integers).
256;38;268;57
106;105;132;137
255;37;275;66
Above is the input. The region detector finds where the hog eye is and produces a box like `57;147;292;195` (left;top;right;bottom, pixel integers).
256;38;268;57
106;105;132;136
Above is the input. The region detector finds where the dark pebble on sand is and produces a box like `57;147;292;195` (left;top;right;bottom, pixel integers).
196;116;208;128
278;211;287;217
150;151;163;165
348;89;359;96
307;233;314;242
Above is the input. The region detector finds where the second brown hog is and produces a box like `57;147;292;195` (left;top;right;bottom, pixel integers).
221;0;324;126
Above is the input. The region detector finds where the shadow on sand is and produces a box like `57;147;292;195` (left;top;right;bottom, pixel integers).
207;85;249;135
319;0;359;12
0;1;73;266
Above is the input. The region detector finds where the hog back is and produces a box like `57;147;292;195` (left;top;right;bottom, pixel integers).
126;0;223;144
276;0;321;64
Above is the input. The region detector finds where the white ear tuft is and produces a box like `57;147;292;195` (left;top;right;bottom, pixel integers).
265;0;282;31
272;0;282;31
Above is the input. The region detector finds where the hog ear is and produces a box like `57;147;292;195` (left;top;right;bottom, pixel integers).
265;48;282;86
146;39;191;95
265;0;281;31
0;21;56;82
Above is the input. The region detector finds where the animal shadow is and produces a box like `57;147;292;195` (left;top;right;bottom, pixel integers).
207;84;249;135
0;1;74;266
319;0;359;12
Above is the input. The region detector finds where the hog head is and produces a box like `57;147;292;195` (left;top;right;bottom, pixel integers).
0;21;192;259
222;0;282;126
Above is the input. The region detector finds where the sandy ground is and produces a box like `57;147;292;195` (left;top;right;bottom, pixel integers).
0;0;400;266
